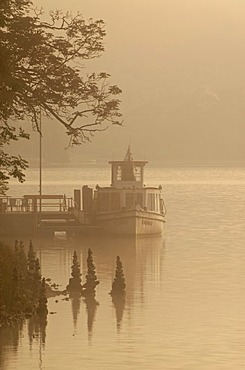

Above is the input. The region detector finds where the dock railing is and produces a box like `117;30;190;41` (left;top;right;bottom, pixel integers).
0;195;74;213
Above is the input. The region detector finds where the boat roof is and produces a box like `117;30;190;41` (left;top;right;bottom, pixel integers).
109;160;148;165
109;145;148;165
96;186;160;191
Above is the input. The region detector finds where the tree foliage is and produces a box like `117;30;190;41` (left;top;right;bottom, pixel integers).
0;0;122;193
0;240;45;326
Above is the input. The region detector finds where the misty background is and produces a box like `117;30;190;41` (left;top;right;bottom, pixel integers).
12;0;245;165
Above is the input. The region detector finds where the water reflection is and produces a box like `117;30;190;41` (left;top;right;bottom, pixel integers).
79;235;164;300
70;293;81;330
0;322;24;369
83;296;99;339
112;295;126;331
28;314;47;347
0;314;48;370
77;235;164;333
28;314;47;370
0;234;164;369
47;235;163;335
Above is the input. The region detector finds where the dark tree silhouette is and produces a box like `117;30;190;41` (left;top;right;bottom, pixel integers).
83;248;99;296
27;240;42;299
0;275;4;314
37;277;48;316
0;0;122;194
0;240;46;326
27;240;36;272
110;256;126;296
67;250;83;293
12;265;22;311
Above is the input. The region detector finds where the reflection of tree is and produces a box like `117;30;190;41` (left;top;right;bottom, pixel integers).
28;315;47;347
84;296;99;339
27;314;47;370
110;256;126;331
13;321;23;349
0;323;23;368
0;347;3;370
28;316;36;346
0;322;23;369
39;315;48;346
112;295;125;331
70;292;81;329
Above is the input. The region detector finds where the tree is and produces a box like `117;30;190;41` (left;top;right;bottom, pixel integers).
83;248;99;296
110;256;126;296
0;0;122;194
66;250;83;293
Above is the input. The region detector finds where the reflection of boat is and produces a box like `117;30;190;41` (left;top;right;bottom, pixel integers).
94;147;166;235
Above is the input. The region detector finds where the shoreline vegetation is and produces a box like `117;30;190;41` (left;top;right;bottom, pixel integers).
0;240;48;328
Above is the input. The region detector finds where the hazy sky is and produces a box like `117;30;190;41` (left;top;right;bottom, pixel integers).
21;0;245;164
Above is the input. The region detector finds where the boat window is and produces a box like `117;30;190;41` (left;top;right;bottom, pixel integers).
160;198;165;214
121;163;135;181
147;193;155;211
125;193;134;209
116;166;122;181
155;194;159;212
134;166;142;181
125;192;143;209
99;193;110;212
113;163;143;183
110;193;120;211
136;193;143;208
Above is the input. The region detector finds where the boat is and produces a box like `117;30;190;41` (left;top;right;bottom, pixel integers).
93;146;166;235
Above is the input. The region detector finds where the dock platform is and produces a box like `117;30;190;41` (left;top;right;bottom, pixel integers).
0;194;100;237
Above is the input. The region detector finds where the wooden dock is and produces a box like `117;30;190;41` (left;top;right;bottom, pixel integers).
0;194;101;237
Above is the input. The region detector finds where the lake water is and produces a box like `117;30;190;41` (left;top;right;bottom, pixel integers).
1;165;245;369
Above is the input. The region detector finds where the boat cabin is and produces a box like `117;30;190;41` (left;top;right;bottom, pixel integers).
109;159;147;189
94;147;165;215
109;145;147;189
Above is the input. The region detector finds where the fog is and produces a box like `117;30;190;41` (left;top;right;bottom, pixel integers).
15;0;245;165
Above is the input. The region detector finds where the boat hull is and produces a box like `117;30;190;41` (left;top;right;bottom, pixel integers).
95;209;164;236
